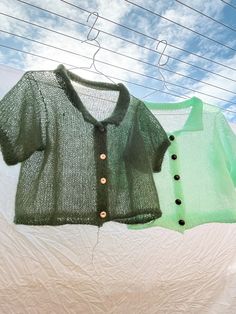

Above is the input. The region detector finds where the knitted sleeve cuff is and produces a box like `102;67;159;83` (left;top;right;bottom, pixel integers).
0;72;46;165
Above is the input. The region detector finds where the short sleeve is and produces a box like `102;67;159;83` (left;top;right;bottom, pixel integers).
216;112;236;186
139;102;170;172
0;72;46;165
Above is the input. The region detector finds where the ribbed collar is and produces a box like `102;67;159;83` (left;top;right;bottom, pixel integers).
53;64;131;127
144;97;203;132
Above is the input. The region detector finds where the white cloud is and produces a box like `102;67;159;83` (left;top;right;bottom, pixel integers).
0;0;236;122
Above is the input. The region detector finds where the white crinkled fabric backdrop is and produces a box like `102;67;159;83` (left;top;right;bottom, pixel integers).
1;64;236;314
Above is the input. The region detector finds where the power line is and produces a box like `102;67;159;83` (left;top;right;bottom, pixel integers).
2;27;236;98
124;0;236;53
0;38;223;100
1;43;236;112
5;15;236;94
221;0;236;10
58;0;236;72
15;0;236;76
1;29;236;104
176;0;236;33
0;44;187;100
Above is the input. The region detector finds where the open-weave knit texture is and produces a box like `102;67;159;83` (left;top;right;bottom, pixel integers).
0;64;170;226
129;97;236;233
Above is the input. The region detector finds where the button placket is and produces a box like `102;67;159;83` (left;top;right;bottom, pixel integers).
94;124;109;224
168;134;186;228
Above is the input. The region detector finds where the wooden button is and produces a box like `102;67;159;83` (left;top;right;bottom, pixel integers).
100;177;107;184
100;153;106;160
100;211;107;218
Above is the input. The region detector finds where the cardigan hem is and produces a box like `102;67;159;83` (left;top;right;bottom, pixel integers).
13;210;162;226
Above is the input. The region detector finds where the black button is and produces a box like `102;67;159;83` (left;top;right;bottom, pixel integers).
98;126;106;132
171;154;177;160
169;135;175;141
179;219;185;226
175;199;182;205
174;175;180;180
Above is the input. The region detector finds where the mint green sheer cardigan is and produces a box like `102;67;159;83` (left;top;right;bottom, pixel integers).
128;97;236;233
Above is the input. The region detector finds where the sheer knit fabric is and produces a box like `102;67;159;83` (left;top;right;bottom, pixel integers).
0;64;170;226
128;97;236;233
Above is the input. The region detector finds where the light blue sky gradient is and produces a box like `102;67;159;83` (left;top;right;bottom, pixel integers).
0;0;236;121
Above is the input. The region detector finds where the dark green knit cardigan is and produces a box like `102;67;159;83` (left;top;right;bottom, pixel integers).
0;64;170;226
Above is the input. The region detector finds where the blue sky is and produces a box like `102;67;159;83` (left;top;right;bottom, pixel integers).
1;0;236;121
